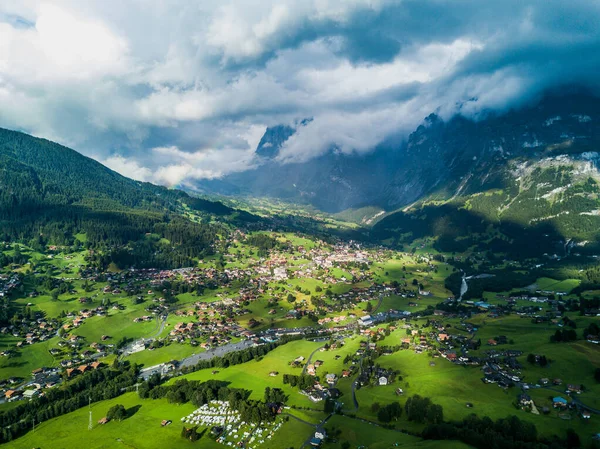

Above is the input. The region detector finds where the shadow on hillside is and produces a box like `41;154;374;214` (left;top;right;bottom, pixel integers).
125;404;142;419
371;202;576;260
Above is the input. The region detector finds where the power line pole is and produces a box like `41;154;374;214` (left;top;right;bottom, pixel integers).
88;396;93;430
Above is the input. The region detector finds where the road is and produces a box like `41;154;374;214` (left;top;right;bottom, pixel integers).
148;314;168;339
302;345;325;375
283;413;318;427
139;339;257;380
180;339;256;367
299;413;333;449
371;293;385;314
349;355;366;411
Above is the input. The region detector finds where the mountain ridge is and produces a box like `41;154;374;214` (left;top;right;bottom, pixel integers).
196;89;600;216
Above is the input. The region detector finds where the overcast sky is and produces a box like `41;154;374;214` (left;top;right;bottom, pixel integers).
1;0;599;187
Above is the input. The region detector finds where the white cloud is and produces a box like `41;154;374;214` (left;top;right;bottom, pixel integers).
102;155;153;182
0;0;599;187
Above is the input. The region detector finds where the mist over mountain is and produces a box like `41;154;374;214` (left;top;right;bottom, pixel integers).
196;89;600;215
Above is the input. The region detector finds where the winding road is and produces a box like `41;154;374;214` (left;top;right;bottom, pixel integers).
302;345;325;375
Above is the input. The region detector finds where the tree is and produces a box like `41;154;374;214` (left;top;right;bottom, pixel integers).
107;404;127;421
324;398;335;413
287;294;296;303
566;428;581;448
365;302;373;312
51;289;59;302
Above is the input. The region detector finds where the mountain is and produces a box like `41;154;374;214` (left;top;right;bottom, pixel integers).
0;127;253;268
197;90;600;216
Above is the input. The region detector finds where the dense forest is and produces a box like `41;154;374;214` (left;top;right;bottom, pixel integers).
0;127;258;268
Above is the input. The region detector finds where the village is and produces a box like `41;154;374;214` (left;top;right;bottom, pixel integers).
0;232;598;449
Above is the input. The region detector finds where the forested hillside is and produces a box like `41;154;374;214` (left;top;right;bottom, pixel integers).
0;128;254;268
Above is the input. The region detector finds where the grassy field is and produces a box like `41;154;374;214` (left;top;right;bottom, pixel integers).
8;391;313;449
173;339;325;408
325;415;472;449
349;321;599;443
0;336;59;379
530;277;581;293
126;343;202;368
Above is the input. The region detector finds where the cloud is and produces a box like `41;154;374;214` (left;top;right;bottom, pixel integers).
0;0;599;185
102;155;153;182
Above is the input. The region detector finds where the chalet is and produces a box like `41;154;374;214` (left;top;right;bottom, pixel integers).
310;437;322;447
446;352;457;362
306;364;316;376
552;397;568;408
566;384;582;394
378;376;388;386
23;389;39;400
586;335;600;344
98;417;109;424
518;394;533;407
5;389;20;401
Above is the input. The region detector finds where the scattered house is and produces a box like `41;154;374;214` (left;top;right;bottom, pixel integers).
552;396;568;408
5;389;20;401
98;417;109;425
315;430;326;440
566;384;582;394
23;389;39;400
90;361;102;370
518;394;533;407
161;419;172;426
310;437;322;447
325;373;336;385
395;388;404;395
269;371;278;377
378;376;388;386
306;364;316;376
581;410;592;419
